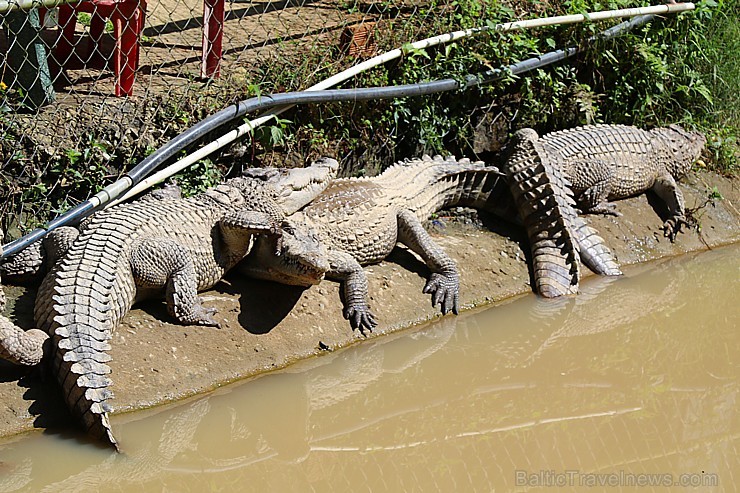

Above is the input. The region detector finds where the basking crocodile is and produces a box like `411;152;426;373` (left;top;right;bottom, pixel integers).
537;124;706;240
238;154;620;333
502;129;621;297
3;158;338;448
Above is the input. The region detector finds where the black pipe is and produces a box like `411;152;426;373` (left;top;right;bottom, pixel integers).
1;14;657;258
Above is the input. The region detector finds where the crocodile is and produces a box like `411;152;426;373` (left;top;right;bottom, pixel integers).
4;158;338;448
238;154;620;333
502;129;621;297
0;185;185;366
0;183;184;284
537;124;706;240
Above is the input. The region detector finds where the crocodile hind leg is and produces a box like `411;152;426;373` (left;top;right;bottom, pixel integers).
396;209;459;315
568;160;620;216
0;226;79;283
651;174;688;241
326;250;377;335
131;238;220;327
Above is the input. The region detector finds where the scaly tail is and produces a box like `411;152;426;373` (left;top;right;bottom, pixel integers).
571;217;622;276
0;318;48;366
0;234;49;366
503;129;581;297
50;328;116;448
35;227;134;449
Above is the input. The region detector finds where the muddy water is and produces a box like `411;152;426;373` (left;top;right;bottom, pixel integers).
0;245;737;492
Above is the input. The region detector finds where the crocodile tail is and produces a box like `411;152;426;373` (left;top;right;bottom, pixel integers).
35;229;134;449
0;318;48;366
503;129;580;298
50;329;117;448
442;160;507;212
571;218;622;276
385;155;505;218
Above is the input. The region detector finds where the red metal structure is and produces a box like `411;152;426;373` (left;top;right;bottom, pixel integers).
55;0;146;96
201;0;224;78
52;0;223;97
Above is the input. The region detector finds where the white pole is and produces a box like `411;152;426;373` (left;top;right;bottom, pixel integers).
110;2;695;206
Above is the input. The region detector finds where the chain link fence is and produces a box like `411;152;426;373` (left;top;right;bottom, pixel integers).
0;0;725;240
2;0;453;234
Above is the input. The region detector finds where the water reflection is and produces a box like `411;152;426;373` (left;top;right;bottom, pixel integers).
0;245;737;492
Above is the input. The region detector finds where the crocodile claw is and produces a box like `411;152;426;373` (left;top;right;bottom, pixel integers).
663;215;689;242
193;303;221;328
587;202;622;217
344;306;377;336
423;272;460;315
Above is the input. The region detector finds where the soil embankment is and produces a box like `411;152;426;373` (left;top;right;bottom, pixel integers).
0;170;738;440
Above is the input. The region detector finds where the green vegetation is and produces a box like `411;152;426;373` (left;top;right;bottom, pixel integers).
245;0;738;174
0;0;737;236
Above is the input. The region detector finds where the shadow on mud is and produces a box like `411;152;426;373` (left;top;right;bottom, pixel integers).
226;275;306;334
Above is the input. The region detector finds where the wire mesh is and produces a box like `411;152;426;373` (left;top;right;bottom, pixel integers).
1;0;464;236
0;0;704;240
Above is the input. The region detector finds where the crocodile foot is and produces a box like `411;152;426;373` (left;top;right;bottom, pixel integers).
191;302;221;328
584;202;622;217
344;305;377;336
663;215;689;242
423;272;459;315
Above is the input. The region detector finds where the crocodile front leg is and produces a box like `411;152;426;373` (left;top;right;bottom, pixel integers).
131;238;220;327
326;250;377;335
396;209;459;315
220;210;284;260
651;174;688;241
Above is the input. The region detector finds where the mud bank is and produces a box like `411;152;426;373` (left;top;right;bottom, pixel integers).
1;170;738;441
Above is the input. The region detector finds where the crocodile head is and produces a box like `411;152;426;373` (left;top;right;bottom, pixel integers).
238;220;330;287
652;125;707;178
242;157;340;214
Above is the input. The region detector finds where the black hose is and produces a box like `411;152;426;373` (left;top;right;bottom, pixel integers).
1;14;655;259
127;80;461;183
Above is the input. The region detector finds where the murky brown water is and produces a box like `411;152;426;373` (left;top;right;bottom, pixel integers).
0;245;737;492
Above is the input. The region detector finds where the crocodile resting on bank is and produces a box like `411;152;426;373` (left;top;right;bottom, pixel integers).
0;158;338;448
537;124;706;240
238;154;620;333
0;187;185;366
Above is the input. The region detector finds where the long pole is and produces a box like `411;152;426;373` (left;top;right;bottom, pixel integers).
112;2;695;205
1;3;697;256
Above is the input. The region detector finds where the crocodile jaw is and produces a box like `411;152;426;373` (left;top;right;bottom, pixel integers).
239;223;330;286
243;157;340;215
